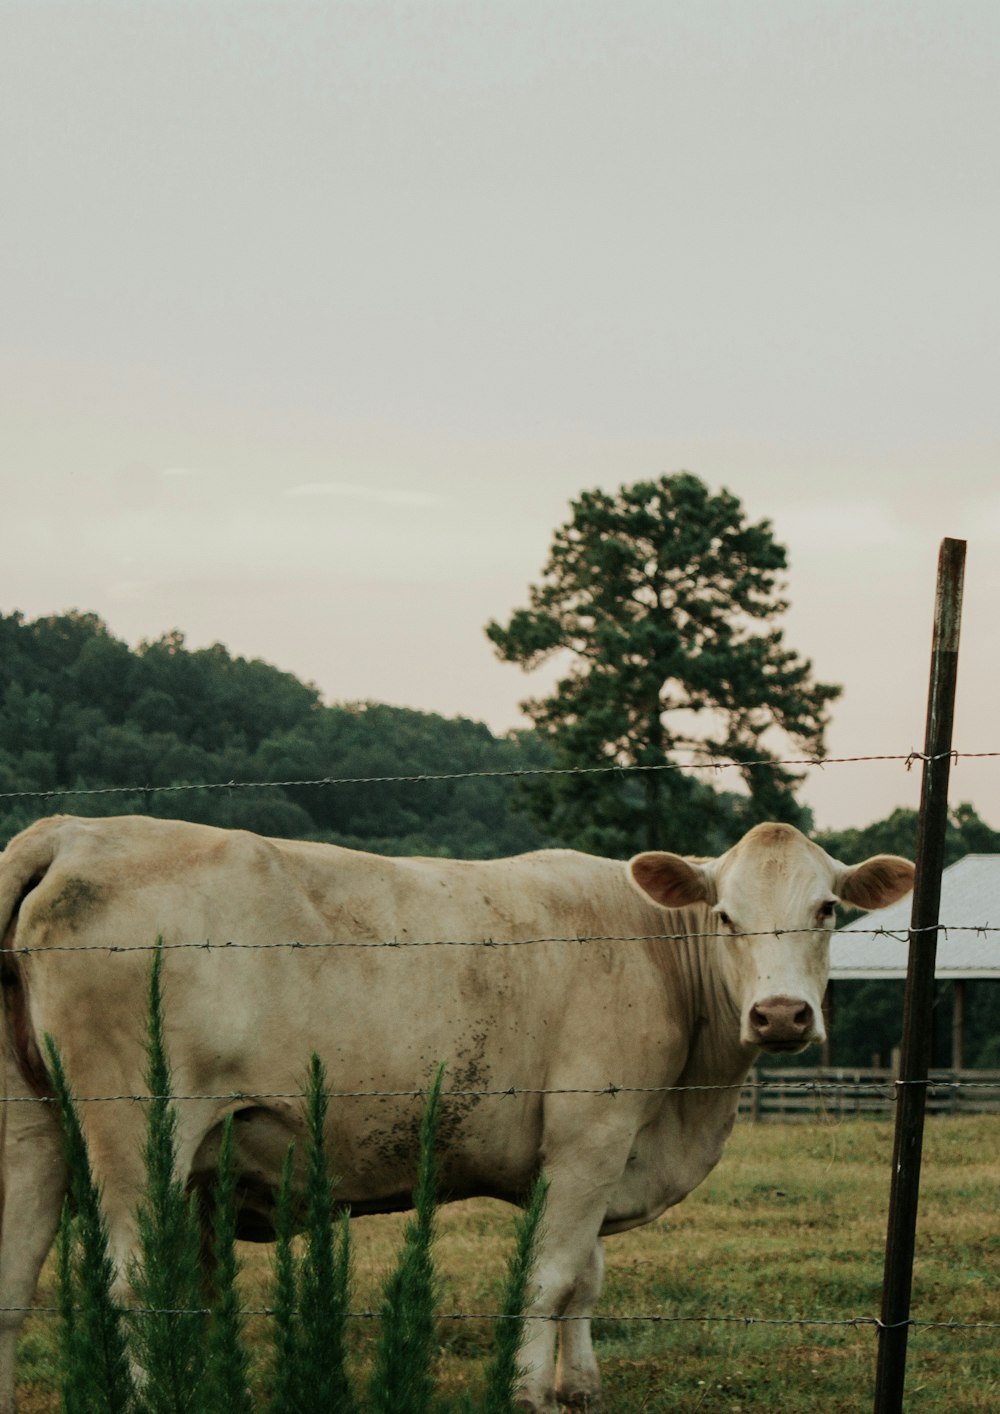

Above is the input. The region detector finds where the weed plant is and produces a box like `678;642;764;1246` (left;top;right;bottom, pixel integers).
265;1056;353;1414
264;1145;302;1414
367;1064;447;1414
44;1038;135;1414
478;1175;548;1414
203;1117;253;1414
128;945;206;1414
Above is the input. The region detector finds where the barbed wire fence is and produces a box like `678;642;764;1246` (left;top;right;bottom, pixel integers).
2;755;997;1323
0;543;996;1406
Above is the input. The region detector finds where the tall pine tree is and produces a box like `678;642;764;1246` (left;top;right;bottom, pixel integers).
487;473;840;854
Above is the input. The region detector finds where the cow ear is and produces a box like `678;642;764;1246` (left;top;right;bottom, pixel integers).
836;855;915;911
629;852;715;908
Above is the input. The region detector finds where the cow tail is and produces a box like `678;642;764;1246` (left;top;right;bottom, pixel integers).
0;825;60;1217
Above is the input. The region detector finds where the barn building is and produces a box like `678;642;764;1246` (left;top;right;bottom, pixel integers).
830;854;1000;1068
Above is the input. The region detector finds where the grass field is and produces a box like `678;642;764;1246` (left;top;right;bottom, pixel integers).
14;1115;999;1412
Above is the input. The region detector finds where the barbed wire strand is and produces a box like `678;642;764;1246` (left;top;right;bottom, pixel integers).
2;1303;995;1331
4;1076;999;1107
7;921;1000;959
2;749;999;804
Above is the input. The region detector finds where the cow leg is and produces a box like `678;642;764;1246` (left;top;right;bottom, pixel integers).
0;1095;66;1414
514;1155;622;1414
554;1237;604;1410
66;1096;150;1304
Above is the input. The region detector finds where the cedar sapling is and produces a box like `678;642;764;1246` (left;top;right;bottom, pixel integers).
295;1053;354;1413
129;944;206;1414
266;1145;304;1414
481;1174;549;1414
368;1065;445;1414
45;1036;135;1414
203;1115;253;1414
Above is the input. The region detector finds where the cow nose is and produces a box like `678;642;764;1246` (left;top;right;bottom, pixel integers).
749;996;814;1044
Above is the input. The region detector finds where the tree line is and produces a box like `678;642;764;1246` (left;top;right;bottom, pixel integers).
0;610;552;859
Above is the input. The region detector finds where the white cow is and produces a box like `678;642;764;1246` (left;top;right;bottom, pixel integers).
0;815;914;1412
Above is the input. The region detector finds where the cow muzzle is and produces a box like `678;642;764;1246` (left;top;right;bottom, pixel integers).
748;995;819;1053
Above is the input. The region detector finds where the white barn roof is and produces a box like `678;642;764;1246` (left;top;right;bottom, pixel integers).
832;854;1000;980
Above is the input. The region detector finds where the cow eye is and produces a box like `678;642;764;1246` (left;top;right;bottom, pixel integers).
715;909;733;929
817;900;837;921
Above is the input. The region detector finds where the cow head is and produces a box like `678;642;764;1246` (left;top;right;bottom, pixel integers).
628;822;915;1054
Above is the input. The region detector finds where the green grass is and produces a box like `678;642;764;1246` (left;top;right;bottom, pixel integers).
14;1115;1000;1412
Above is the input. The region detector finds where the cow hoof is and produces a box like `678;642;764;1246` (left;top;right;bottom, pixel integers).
513;1394;559;1414
559;1395;603;1411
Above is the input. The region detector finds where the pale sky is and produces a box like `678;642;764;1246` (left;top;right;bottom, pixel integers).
2;1;998;833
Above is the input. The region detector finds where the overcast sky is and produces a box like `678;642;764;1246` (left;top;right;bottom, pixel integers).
2;0;998;833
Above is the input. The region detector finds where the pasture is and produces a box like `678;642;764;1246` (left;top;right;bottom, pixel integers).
12;1114;998;1412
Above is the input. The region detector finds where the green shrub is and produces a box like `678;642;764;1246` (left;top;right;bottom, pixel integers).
128;944;206;1414
45;1037;135;1414
481;1175;548;1414
266;1055;353;1414
368;1066;445;1414
204;1117;253;1414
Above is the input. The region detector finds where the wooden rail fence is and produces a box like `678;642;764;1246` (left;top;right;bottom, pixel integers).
739;1067;1000;1122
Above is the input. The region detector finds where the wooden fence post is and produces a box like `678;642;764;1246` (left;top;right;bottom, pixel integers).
873;538;966;1414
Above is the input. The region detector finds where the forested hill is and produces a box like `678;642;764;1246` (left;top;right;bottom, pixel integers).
0;610;554;856
4;609;999;1065
4;608;1000;863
